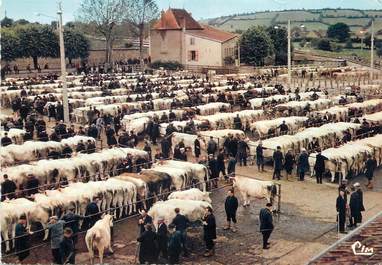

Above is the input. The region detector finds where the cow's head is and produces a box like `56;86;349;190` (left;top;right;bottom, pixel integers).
102;214;114;227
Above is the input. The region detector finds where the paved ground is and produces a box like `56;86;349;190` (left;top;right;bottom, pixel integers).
3;163;381;265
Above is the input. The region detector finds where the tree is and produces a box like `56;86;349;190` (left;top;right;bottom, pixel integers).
64;30;90;65
1;28;21;61
327;23;350;42
344;39;353;49
240;26;274;66
1;17;14;27
317;38;332;51
14;19;29;25
78;0;130;64
127;0;159;66
267;26;288;65
16;24;59;68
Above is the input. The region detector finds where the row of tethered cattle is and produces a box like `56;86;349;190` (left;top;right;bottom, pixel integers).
1;68;382;254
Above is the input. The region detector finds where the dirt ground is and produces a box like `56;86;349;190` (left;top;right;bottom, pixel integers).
3;162;381;265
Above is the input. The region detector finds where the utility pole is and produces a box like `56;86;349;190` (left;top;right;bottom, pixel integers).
57;2;70;124
370;20;374;80
287;19;291;88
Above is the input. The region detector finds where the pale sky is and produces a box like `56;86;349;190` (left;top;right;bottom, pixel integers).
2;0;382;24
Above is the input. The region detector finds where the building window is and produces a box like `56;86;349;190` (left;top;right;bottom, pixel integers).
190;37;195;45
188;50;198;61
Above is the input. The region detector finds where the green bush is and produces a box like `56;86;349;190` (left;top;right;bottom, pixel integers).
317;38;332;51
344;39;353;49
150;60;183;70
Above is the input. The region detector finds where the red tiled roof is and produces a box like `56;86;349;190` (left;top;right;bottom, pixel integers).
187;25;238;43
153;8;203;30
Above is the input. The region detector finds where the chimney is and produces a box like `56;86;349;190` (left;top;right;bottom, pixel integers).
189;12;192;17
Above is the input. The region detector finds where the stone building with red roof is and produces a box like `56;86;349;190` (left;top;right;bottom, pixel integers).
150;8;239;68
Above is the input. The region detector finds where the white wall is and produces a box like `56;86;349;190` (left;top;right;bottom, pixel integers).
185;34;222;67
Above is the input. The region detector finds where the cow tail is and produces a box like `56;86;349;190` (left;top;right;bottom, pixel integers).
85;232;96;258
271;184;277;202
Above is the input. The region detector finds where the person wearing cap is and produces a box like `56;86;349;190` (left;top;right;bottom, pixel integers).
336;190;347;234
156;216;168;260
15;214;33;263
256;141;267;172
1;174;17;201
272;146;284;180
47;216;66;264
314;149;328;184
365;154;377;189
60;228;75;264
297;148;309;181
202;206;217;257
137;224;158;264
167;224;182;264
259;203;274;249
349;183;365;228
138;210;153;235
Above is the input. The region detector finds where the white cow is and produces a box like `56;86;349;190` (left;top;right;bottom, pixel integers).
232;175;278;208
148;199;211;230
85;214;114;265
168;188;212;203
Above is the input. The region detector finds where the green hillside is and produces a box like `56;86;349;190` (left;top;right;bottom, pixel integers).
202;8;382;37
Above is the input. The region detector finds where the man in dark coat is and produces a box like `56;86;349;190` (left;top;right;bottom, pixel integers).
161;137;171;159
216;150;226;178
349;183;365;228
256;142;267;172
224;189;239;232
272;146;284;180
86;140;96;154
1;174;17;201
207;136;217;156
1;132;12;146
237;138;249;166
365;154;377;189
87;124;98;139
171;208;189;257
208;155;219;188
82;198;101;230
137;224;158;264
336;190;347;233
60;228;75;264
105;125;117;147
259;203;274;249
233;114;242;130
314;150;328;184
150;122;160;144
227;154;237;180
194;135;202;159
75;140;86;153
167;224;182;264
297;148;309;181
203;206;216;257
61;208;83;245
156;217;168;260
279;121;289;135
15;215;31;262
25;174;39;196
138;210;153;235
284;150;295;180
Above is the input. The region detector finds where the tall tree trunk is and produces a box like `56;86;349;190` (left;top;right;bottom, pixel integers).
32;56;38;69
105;36;112;65
139;23;145;68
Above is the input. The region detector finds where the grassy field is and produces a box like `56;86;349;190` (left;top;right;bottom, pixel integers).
204;8;382;35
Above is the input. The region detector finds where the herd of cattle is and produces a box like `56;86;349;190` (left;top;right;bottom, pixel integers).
0;67;381;258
